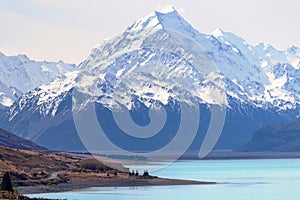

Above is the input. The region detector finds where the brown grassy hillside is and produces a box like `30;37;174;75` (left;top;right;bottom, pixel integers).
0;145;129;187
0;146;77;186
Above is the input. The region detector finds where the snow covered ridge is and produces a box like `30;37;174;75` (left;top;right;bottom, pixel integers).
76;7;300;111
5;7;300;115
0;52;77;107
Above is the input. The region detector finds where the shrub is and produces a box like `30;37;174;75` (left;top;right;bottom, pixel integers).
80;159;112;171
1;172;13;192
143;170;149;177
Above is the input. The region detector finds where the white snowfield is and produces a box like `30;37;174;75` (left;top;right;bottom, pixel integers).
0;52;77;107
4;7;300;117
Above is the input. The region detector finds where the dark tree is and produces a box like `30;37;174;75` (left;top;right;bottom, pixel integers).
1;172;13;192
143;170;149;177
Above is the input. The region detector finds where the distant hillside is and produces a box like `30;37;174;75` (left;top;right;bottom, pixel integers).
0;128;47;151
237;121;300;152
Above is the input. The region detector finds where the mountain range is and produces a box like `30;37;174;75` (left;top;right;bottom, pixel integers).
0;52;77;107
0;7;300;153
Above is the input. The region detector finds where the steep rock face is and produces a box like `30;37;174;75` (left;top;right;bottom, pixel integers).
2;7;300;151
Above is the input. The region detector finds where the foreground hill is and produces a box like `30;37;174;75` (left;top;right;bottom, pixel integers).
0;145;130;187
0;128;47;151
0;146;73;185
238;121;300;152
0;146;212;195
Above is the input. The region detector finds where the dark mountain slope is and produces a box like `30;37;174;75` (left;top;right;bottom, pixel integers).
238;121;300;152
0;128;47;151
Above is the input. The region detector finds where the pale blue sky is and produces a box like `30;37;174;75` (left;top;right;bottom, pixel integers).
0;0;299;64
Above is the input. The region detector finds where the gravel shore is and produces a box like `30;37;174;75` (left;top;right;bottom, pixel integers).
18;178;215;194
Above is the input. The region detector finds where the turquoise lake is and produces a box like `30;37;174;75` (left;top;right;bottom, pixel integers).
28;159;300;200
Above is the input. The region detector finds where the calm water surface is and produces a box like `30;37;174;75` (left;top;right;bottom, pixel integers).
28;159;300;200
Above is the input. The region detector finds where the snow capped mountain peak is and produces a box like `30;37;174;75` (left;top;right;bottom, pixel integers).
255;42;276;51
6;8;300;113
158;5;177;13
287;45;300;69
253;42;290;68
80;8;205;71
16;54;30;62
127;6;197;37
60;9;231;110
211;30;299;70
0;52;77;107
212;28;225;37
3;8;300;152
288;45;300;55
76;8;300;111
211;28;258;64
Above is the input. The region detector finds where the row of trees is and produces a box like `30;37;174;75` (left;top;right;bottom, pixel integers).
129;170;149;177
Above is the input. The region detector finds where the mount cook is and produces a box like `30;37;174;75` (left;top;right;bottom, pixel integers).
1;7;300;153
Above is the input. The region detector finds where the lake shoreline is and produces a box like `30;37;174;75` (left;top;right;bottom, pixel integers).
18;178;215;194
182;151;300;160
